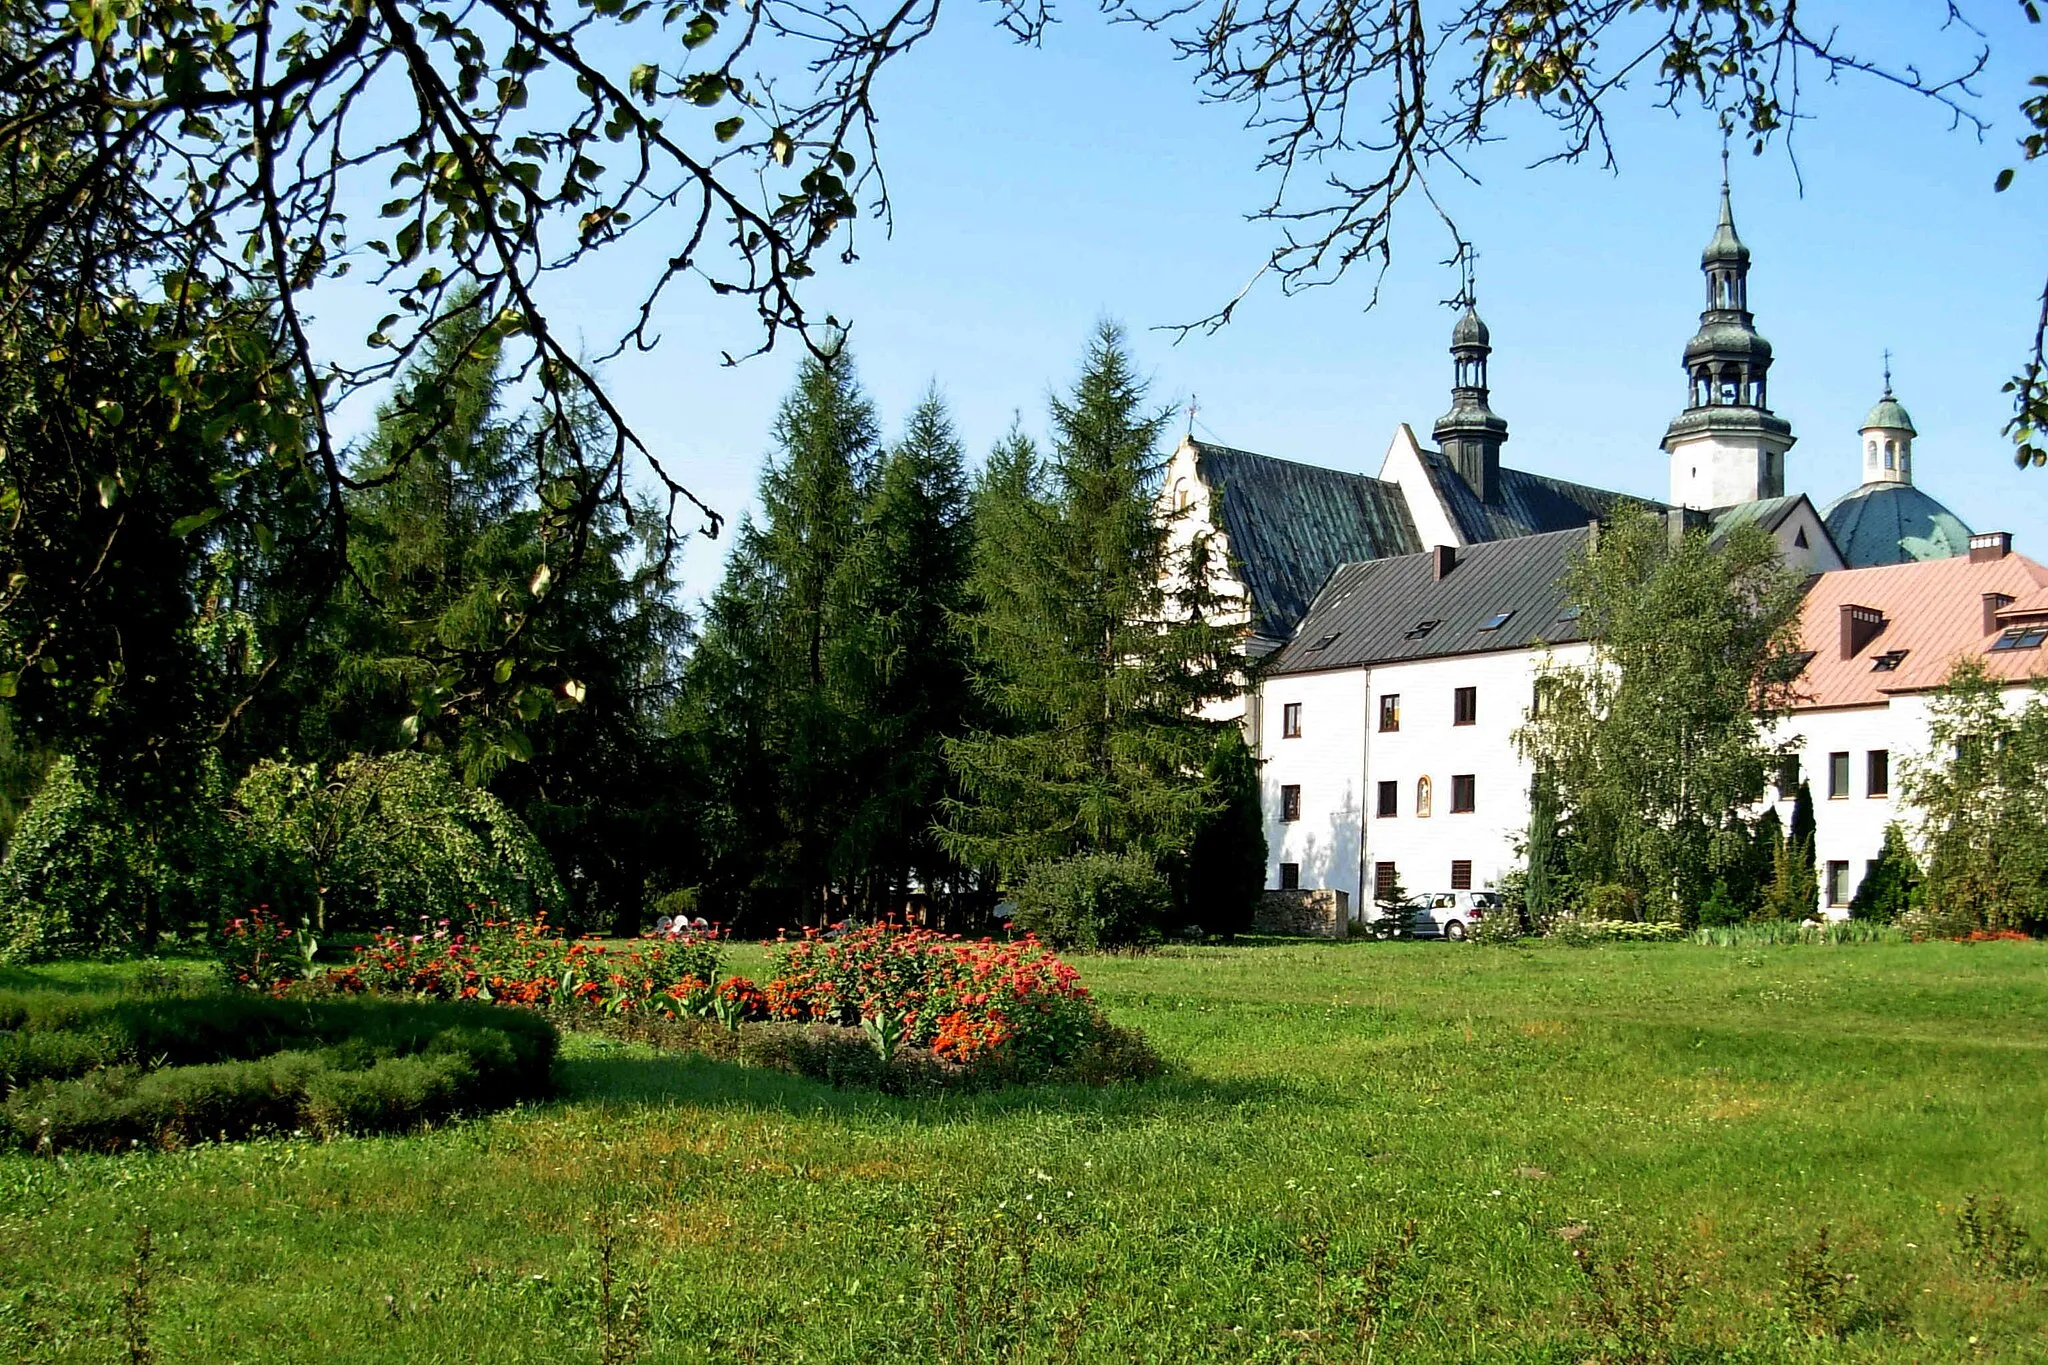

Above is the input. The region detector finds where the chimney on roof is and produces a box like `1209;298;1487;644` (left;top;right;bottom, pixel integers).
1970;531;2013;563
1432;544;1458;580
1665;507;1707;550
1839;604;1885;660
1586;518;1601;554
1984;592;2015;636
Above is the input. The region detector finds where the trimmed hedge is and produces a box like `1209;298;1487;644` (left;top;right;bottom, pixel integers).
0;990;556;1152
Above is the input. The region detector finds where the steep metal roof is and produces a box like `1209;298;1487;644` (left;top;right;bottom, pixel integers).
1264;527;1591;676
1708;494;1803;541
1421;451;1647;543
1819;481;1972;568
1193;441;1421;641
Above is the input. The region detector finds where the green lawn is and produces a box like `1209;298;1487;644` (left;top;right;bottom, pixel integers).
2;939;2045;1362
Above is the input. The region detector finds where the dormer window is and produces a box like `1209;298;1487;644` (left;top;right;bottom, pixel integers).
1991;625;2048;652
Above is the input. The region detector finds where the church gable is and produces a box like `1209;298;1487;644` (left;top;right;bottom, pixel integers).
1188;440;1421;645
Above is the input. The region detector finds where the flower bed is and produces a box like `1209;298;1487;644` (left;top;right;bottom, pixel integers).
321;914;722;1014
287;915;1157;1091
763;925;1098;1067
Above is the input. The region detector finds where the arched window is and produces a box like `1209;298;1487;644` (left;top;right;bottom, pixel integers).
1900;451;1910;478
1415;776;1433;820
1172;479;1191;511
1884;449;1894;471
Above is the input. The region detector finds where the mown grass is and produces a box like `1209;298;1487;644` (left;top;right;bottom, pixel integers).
1;938;2044;1362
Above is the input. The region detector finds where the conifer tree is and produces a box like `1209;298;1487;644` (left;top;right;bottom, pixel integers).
943;324;1236;878
1176;728;1267;938
1849;824;1919;923
831;389;976;911
682;348;878;924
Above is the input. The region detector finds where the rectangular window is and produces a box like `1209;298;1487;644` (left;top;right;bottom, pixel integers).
1376;780;1398;818
1777;755;1801;799
1867;749;1890;797
1379;694;1400;732
1282;702;1303;739
1373;862;1398;902
1451;774;1476;813
1826;860;1850;908
1280;784;1301;822
1450;859;1473;891
1453;686;1477;726
1828;751;1850;799
1279;862;1300;891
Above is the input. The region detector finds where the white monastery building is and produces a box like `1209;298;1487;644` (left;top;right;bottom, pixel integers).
1158;164;2034;917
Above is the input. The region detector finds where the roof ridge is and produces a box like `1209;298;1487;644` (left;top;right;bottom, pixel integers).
1192;440;1396;486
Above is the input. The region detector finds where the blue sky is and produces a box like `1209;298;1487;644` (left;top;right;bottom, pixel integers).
327;1;2048;606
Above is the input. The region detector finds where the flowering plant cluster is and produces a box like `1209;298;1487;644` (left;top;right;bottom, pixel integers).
325;914;730;1015
764;924;1102;1066
217;906;315;995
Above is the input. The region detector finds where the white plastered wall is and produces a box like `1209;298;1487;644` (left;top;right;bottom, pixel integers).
1375;424;1464;550
1159;436;1257;727
1258;640;1594;908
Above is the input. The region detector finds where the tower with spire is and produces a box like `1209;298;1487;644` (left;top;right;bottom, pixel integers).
1432;265;1508;505
1820;358;1974;566
1662;153;1795;510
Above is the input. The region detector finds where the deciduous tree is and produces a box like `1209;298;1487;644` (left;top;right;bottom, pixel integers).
1517;504;1804;922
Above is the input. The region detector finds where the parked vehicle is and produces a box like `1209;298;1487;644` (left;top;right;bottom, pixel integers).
1369;890;1499;941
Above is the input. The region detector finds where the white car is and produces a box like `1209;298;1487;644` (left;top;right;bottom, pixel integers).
1369;890;1500;941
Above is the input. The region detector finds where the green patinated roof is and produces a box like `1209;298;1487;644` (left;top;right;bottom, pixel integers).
1192;442;1422;642
1452;305;1490;348
1820;481;1972;568
1422;451;1646;544
1862;396;1916;434
1702;184;1750;268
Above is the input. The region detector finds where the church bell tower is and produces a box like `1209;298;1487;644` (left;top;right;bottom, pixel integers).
1432;299;1508;505
1662;156;1795;510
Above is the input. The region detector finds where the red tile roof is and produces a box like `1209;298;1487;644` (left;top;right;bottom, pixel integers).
1788;549;2048;709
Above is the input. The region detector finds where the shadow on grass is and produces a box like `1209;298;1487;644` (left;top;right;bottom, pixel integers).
554;1042;1290;1128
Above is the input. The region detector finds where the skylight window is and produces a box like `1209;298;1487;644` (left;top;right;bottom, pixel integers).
1556;605;1583;622
1307;633;1340;652
1404;620;1440;640
1871;650;1909;673
1991;626;2048;652
1478;611;1514;632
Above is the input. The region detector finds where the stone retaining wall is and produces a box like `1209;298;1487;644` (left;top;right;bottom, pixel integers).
1255;888;1351;938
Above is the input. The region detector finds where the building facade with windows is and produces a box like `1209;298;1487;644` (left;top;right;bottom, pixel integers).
1765;532;2048;915
1256;530;1594;910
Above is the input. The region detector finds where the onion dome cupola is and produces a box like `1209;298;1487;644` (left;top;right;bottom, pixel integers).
1662;157;1796;511
1432;301;1509;505
1822;369;1972;566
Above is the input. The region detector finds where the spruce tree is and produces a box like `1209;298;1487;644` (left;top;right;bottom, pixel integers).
1176;728;1268;938
944;324;1235;879
831;389;976;913
682;348;878;925
1849;824;1919;922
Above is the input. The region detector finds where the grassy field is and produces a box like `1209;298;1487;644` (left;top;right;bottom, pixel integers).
1;938;2044;1362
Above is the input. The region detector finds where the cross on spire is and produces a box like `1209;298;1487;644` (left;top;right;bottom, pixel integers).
1882;349;1893;398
